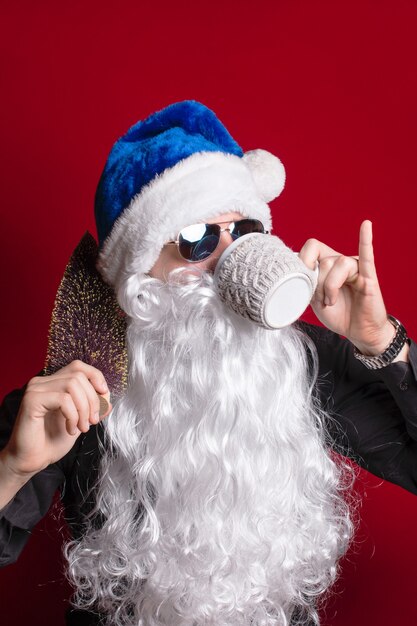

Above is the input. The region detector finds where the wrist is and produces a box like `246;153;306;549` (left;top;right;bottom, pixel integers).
352;315;409;370
353;319;396;356
0;449;36;510
0;448;37;484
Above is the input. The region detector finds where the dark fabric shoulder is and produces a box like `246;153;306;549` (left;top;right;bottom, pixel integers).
297;321;417;494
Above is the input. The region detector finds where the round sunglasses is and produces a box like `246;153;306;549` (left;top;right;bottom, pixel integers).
166;219;268;263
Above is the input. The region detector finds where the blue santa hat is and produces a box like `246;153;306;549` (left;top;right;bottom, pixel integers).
96;100;286;286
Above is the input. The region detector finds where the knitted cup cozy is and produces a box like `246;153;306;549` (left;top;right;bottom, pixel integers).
214;233;318;329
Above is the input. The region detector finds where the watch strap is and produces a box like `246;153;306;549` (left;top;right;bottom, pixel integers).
353;315;408;370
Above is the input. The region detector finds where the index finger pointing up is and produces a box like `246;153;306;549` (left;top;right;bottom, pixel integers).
358;220;377;279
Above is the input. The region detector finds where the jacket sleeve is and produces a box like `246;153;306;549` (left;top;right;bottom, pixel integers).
0;385;66;566
302;323;417;494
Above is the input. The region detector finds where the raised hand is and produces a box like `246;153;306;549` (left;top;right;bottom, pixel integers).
299;220;401;357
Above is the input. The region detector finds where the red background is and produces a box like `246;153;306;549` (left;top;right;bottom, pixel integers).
1;1;417;624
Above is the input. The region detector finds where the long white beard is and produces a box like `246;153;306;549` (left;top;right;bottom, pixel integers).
66;270;352;626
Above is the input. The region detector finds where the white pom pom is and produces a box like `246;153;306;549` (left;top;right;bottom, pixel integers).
242;149;286;202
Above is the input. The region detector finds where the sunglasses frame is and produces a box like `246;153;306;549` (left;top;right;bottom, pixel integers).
166;219;269;263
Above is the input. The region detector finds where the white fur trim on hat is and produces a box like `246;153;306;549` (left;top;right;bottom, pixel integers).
98;151;278;287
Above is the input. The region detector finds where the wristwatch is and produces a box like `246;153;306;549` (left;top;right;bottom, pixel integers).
353;315;408;370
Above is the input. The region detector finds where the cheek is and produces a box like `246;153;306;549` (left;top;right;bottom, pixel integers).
149;248;189;281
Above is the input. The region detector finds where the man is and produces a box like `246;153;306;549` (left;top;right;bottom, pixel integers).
1;101;416;626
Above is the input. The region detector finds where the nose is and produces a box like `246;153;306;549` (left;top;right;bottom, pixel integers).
206;230;234;273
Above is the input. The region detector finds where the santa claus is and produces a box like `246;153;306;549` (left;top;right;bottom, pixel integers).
1;101;414;626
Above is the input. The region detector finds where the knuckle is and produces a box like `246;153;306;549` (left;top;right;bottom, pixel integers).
319;257;333;270
73;370;87;384
21;389;37;408
69;359;85;372
60;392;75;410
60;391;70;405
302;238;319;253
336;254;349;267
66;378;80;395
26;376;40;389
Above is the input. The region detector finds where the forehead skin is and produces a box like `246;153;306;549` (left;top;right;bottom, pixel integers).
149;211;246;281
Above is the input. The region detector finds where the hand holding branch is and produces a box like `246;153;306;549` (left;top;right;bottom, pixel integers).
0;361;111;509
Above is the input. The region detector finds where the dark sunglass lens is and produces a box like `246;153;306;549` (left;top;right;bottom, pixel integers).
230;219;265;240
178;223;221;262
